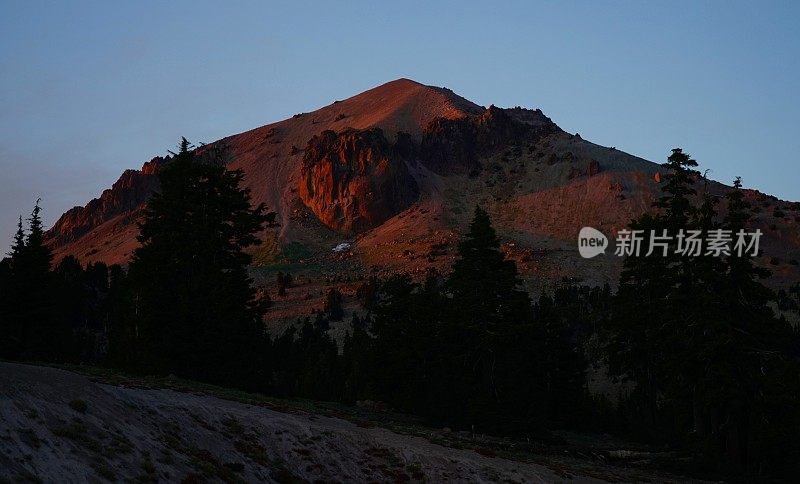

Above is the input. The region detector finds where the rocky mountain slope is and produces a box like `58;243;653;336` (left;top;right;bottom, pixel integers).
45;79;800;299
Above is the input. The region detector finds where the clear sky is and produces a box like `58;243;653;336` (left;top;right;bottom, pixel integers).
1;0;798;252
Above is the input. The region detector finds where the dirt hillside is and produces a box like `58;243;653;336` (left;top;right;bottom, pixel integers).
1;362;712;483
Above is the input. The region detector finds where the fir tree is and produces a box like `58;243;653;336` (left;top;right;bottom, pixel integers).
370;275;440;413
9;216;25;258
609;160;800;477
1;201;64;361
655;148;698;229
271;318;339;400
124;139;274;387
340;320;375;403
701;177;800;474
608;149;703;441
434;206;545;434
536;286;591;427
0;217;25;356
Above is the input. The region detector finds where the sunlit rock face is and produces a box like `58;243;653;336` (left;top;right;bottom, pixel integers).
46;157;168;245
298;128;419;234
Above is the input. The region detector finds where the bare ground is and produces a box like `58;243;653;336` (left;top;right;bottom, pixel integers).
0;363;702;483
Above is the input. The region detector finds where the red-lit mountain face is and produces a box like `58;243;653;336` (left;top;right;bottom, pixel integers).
46;79;800;324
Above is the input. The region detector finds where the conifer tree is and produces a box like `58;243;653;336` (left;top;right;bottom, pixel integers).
0;217;25;357
340;320;375;403
125;138;274;387
701;177;800;473
271;318;339;400
1;201;64;361
369;275;439;412
434;206;544;433
609;159;800;476
536;287;590;426
10;216;25;258
655;148;698;230
609;149;705;441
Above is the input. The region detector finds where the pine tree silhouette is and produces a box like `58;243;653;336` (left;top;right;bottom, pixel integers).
433;206;545;434
609;154;800;476
124;139;274;387
9;216;25;257
0;201;64;361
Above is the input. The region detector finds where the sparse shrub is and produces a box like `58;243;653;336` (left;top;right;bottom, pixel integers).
51;422;101;452
92;461;116;481
69;399;87;414
223;462;244;473
141;457;156;476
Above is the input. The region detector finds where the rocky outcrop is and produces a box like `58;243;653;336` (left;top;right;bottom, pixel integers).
297;106;560;231
419;105;560;175
45;143;233;247
298;128;419;233
418;117;478;175
46;157;168;245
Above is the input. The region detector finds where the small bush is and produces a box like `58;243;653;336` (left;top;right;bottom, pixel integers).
69;399;88;414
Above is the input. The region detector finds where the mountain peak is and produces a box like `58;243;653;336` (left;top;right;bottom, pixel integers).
378;77;425;88
328;79;484;137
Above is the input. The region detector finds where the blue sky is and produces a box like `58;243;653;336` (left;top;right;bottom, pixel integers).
1;0;798;252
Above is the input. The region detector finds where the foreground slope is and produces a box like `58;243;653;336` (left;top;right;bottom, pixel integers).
0;363;707;483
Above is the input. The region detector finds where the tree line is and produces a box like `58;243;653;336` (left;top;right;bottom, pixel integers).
1;142;799;479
